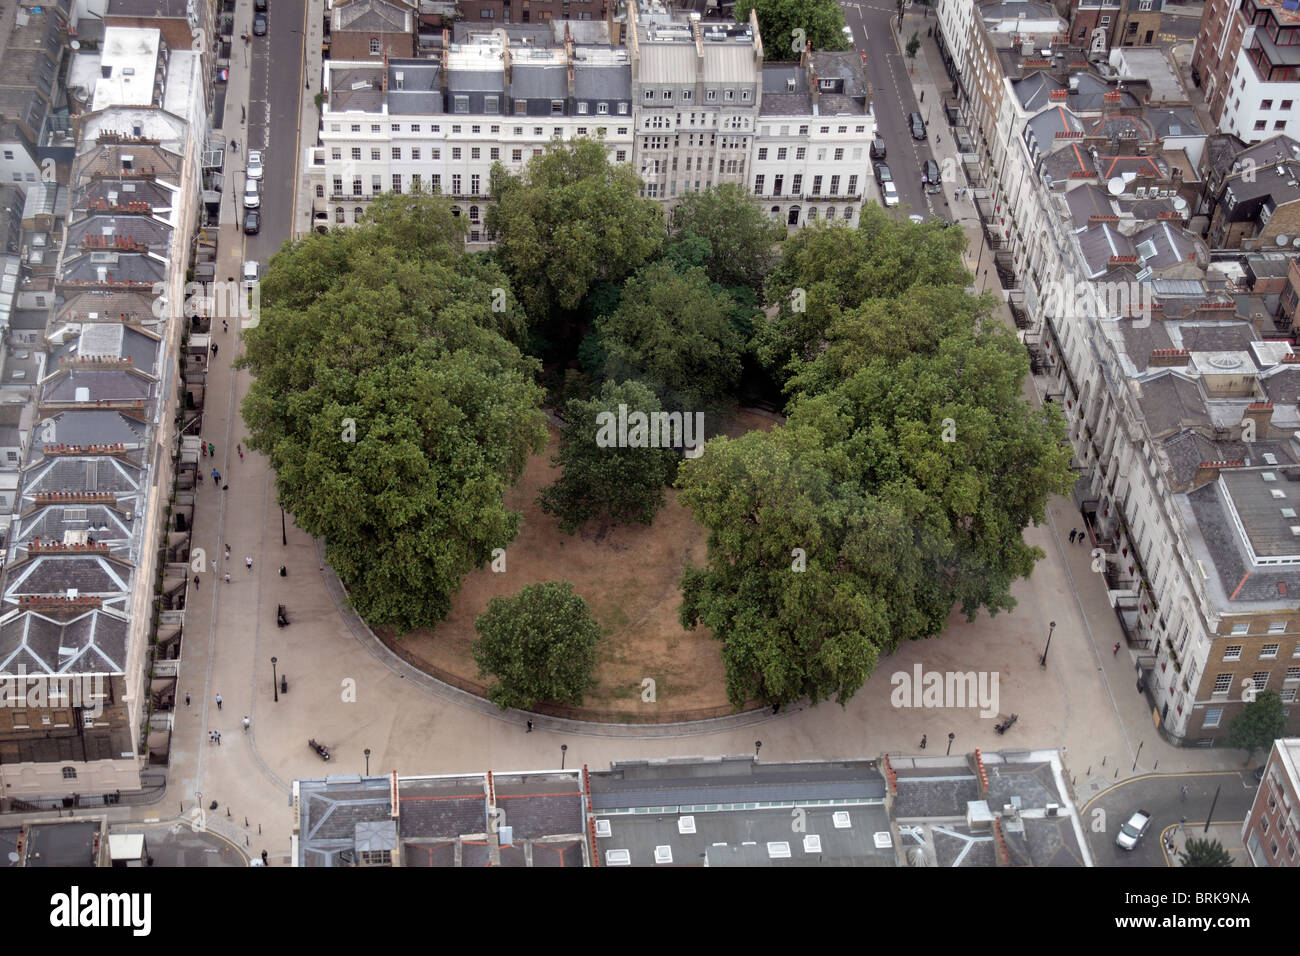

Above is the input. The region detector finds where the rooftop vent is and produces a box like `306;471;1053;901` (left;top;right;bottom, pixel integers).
605;848;631;865
677;816;696;834
832;811;851;829
594;819;611;837
653;845;673;864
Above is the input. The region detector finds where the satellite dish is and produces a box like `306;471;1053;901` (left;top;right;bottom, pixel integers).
1107;177;1125;196
1292;237;1300;248
1278;235;1291;246
70;40;80;49
1174;197;1188;213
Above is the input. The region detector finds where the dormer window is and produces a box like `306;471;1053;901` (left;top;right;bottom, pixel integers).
370;38;380;55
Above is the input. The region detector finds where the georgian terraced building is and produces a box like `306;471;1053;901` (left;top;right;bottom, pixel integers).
305;1;875;234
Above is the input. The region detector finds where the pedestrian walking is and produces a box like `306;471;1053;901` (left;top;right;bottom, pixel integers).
1068;529;1077;544
526;720;533;733
216;731;222;746
185;692;191;707
245;555;253;572
225;545;231;560
224;572;231;584
222;319;229;333
212;468;221;482
1181;785;1189;801
193;574;200;590
211;342;218;357
208;442;215;457
261;850;268;865
242;716;250;733
920;734;927;749
201;442;207;458
237;444;244;460
1113;641;1121;656
209;731;216;744
196;469;203;484
216;693;223;710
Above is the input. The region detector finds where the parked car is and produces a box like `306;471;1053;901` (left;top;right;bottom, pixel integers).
874;162;892;186
243;260;260;281
870;136;886;160
243;178;261;209
842;25;854;47
909;111;927;140
922;159;941;194
253;11;267;35
254;0;267;9
246;150;263;182
881;181;899;207
908;214;925;225
1115;809;1151;850
243;208;260;234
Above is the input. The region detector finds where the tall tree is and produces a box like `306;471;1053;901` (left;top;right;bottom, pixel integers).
486;139;666;339
669;183;786;292
538;380;680;534
735;0;852;57
240;191;547;633
1227;690;1287;763
677;249;1074;707
757;206;969;390
473;581;603;710
1178;838;1233;868
598;260;743;411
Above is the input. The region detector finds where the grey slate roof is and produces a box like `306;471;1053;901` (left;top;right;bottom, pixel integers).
0;608;129;675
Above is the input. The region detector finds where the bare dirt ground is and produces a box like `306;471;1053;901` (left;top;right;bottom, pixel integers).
395;408;775;717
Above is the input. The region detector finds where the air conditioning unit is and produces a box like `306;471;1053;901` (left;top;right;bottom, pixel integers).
1046;803;1059;816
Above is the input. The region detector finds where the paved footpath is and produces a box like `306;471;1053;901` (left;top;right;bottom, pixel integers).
95;2;1245;865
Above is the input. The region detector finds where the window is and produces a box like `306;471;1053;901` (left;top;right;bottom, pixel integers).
795;147;806;160
820;126;829;134
616;150;627;162
798;125;808;135
1283;101;1295;110
452;148;461;160
315;184;324;198
790;173;803;194
1232;622;1250;636
1213;673;1232;695
706;90;717;102
1255;120;1268;131
490;147;500;160
392;174;402;192
454;96;469;113
1262;644;1280;660
1270;621;1287;634
336;207;345;222
773;174;784;196
834;148;844;161
471;125;481;134
411;148;421;161
371;175;381;193
578;102;589;115
429;174;439;192
534;127;544;136
370;149;380;161
513;148;523;162
430;149;439;160
826;206;836;220
485;97;498;113
1262;99;1275;110
331;148;341;161
354;206;364;220
829;174;840;195
777;148;787;160
618;128;628;135
469;205;480;222
471;148;481;159
352;177;363;196
1277;121;1288;130
471;174;481;194
451;174;462;194
1139;0;1152;9
724;90;735;101
645;90;655;101
1224;646;1243;661
577;128;588;136
811;175;822;195
392;147;401;160
662;89;672;100
847;174;858;195
598;103;609;114
1100;15;1111;26
619;103;629;114
1286;668;1300;683
351;124;361;132
63;767;77;779
351;147;362;161
681;90;692;102
754;174;765;194
332;175;342;194
1252;672;1270;692
370;38;380;55
758;148;768;160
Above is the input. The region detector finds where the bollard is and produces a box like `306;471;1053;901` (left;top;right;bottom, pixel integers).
245;817;249;827
258;824;262;834
227;807;231;817
1085;766;1091;776
1102;755;1107;766
1114;768;1119;778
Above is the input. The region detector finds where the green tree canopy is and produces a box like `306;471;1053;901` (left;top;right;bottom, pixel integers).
1227;690;1287;762
1178;838;1233;867
239;191;547;633
735;0;851;58
668;183;786;292
538;379;680;534
757;207;969;390
677;239;1074;707
472;581;603;710
486;138;666;337
598;260;744;411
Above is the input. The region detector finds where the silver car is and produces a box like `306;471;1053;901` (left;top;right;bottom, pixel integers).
243;178;261;209
246;150;263;182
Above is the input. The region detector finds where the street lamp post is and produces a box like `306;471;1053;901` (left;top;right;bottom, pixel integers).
946;732;955;756
1039;621;1057;668
271;657;278;702
364;748;371;775
281;508;287;546
560;744;568;769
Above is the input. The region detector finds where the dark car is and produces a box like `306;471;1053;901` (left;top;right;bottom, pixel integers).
253;11;267;35
873;162;892;185
909;111;927;140
922;159;941;193
243;208;260;234
870;136;886;160
254;0;267;9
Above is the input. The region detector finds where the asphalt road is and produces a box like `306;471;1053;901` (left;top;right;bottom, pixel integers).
240;0;309;268
842;0;943;219
1085;769;1259;866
